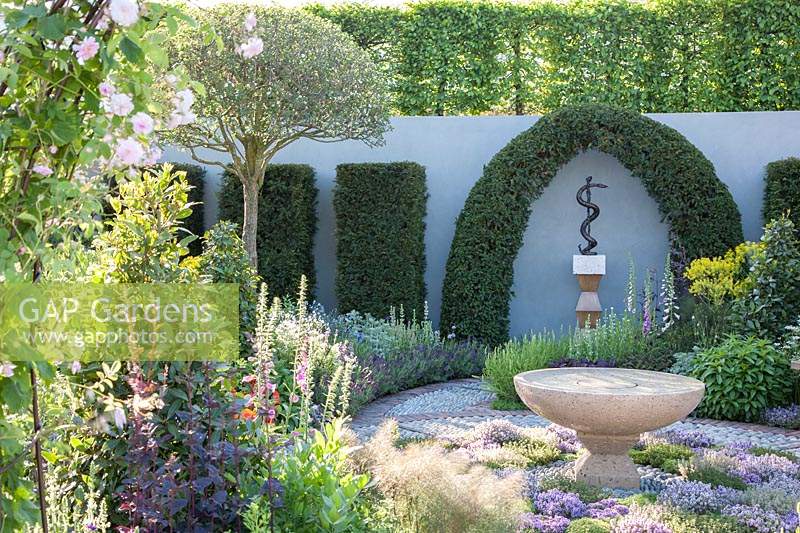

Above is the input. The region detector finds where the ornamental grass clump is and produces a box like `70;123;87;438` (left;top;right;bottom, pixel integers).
357;421;527;533
484;331;569;404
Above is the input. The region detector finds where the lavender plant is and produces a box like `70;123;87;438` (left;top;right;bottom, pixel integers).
336;308;485;410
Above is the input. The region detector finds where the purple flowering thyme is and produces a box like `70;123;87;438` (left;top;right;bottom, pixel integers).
611;514;673;533
587;498;629;519
546;424;581;454
722;504;800;533
762;404;800;429
534;489;587;518
518;513;571;533
656;479;741;513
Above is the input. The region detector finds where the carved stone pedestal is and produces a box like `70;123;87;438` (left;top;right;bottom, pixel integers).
573;255;605;328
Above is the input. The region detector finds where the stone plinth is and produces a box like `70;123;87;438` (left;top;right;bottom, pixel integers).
514;368;705;489
573;255;605;328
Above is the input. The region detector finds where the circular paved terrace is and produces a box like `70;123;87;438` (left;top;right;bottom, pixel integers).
350;378;800;452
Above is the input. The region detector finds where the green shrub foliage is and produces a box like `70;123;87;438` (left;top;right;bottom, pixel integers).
441;104;743;344
218;164;318;298
566;518;611;533
334;162;427;319
688;336;793;422
310;0;800;115
763;157;800;229
103;163;205;255
197;221;261;353
733;217;800;340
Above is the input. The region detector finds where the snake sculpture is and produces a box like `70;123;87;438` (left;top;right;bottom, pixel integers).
576;175;608;255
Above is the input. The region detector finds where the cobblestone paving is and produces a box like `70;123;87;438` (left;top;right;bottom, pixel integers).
350;379;800;452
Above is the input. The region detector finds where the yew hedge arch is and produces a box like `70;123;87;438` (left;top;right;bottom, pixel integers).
440;104;744;346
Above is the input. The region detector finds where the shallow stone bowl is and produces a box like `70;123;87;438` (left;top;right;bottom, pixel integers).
514;367;705;488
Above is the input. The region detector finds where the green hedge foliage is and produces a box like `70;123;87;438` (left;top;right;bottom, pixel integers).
441;104;743;345
309;0;800;115
218;164;318;298
333;162;427;319
763;157;800;229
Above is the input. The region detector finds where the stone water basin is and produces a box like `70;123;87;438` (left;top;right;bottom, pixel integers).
514;367;705;489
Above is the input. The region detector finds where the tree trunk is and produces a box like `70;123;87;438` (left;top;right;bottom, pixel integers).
241;177;259;268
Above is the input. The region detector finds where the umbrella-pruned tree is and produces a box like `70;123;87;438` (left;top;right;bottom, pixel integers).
166;5;391;266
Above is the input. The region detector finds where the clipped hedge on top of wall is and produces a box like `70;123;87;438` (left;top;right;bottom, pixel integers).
763;157;800;229
334;162;427;319
309;0;800;115
441;104;744;346
218;164;318;298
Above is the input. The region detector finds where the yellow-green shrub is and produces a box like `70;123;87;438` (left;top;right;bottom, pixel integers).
684;242;763;304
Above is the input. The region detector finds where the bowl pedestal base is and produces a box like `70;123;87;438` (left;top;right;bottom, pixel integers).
574;432;640;489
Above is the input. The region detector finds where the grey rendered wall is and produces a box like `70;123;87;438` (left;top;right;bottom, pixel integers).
161;111;800;337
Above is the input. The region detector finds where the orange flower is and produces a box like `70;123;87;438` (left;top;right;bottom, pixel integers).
272;389;280;403
240;408;258;421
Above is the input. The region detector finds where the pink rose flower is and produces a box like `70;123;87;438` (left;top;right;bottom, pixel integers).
109;0;139;27
114;137;145;166
33;164;53;176
166;89;196;128
174;89;194;114
0;362;16;378
103;93;134;116
73;36;99;65
244;12;257;32
237;37;264;59
130;112;154;135
98;81;115;97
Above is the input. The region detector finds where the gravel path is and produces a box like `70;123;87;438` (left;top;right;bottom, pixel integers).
350;378;800;450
